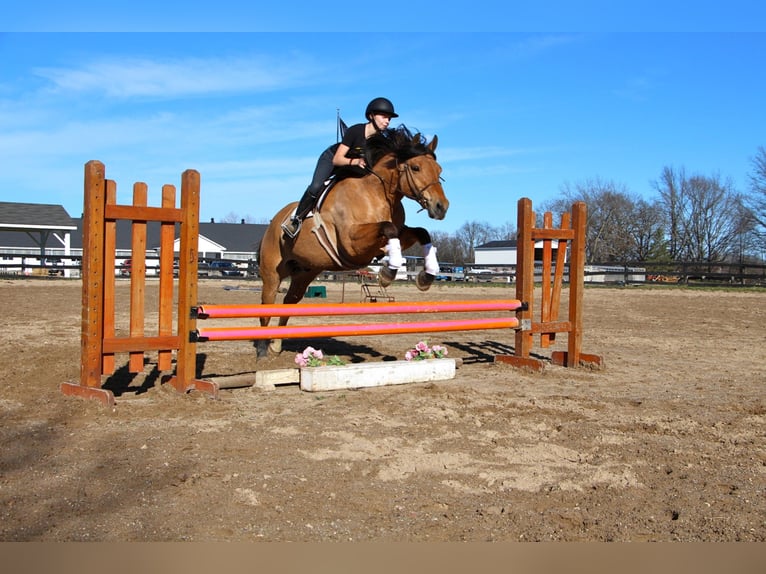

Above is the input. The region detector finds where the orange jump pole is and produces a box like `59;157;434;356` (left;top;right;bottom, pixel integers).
195;317;520;342
196;299;524;319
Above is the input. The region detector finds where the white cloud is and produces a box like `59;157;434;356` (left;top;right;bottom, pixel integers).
33;54;324;98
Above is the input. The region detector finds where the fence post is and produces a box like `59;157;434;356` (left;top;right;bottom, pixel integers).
62;161;116;406
165;169;218;397
514;197;534;361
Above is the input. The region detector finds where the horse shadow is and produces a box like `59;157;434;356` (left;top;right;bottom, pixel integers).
442;339;548;365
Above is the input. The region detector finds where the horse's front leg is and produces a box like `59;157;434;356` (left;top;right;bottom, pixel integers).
264;271;318;356
257;263;283;357
398;226;439;291
350;221;405;287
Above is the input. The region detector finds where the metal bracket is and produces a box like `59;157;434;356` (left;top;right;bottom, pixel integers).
189;330;208;343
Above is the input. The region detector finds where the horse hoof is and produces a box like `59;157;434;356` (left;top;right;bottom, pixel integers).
379;266;397;287
256;341;270;358
416;270;435;291
269;340;283;355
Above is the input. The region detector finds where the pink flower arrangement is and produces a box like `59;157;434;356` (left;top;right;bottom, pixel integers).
404;340;448;361
295;346;345;368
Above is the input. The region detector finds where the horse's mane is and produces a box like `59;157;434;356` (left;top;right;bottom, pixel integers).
365;125;436;167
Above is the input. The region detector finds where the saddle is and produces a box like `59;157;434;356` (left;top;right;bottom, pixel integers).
281;165;365;236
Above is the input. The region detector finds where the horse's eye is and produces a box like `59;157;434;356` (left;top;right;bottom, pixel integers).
411;165;421;172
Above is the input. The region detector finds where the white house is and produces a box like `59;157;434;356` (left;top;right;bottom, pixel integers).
0;201;268;277
473;239;563;269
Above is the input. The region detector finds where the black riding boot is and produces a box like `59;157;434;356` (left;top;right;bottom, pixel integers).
282;187;320;238
283;144;336;238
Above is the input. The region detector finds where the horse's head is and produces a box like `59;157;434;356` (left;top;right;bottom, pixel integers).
367;127;449;220
397;133;449;220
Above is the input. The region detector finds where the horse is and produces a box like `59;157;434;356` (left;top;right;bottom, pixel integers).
257;125;449;356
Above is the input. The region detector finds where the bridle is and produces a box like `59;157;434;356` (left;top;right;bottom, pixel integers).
396;155;443;212
365;151;444;213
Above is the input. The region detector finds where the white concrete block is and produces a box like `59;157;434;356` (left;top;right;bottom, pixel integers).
299;359;456;392
254;368;300;390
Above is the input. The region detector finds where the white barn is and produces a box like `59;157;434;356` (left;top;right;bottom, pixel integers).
473;239;563;268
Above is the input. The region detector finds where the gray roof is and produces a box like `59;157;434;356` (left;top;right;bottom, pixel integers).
0;214;268;254
475;240;517;250
0;202;77;231
198;221;267;253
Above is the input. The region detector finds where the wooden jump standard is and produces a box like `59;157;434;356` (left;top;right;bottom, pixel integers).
500;197;603;370
61;161;601;406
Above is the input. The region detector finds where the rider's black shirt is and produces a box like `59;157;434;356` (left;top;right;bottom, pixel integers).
340;123;368;159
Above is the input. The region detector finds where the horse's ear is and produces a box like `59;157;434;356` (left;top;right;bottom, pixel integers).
412;132;421;144
428;134;438;152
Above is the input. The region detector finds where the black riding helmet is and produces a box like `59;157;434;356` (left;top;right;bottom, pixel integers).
365;97;399;120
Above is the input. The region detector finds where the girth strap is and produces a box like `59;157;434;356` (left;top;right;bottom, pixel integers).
310;213;359;269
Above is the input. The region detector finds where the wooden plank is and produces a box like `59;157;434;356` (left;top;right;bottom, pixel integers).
208;369;301;390
102;179;117;375
158;184;177;371
540;211;553;347
105;204;183;222
61;382;115;408
530;228;576;240
547;211;570;346
529;320;572;334
171;169;201;392
493;354;545;372
567;202;587;367
128;183;147;373
80;160;106;389
514;198;534;360
551;351;604;369
102;335;180;353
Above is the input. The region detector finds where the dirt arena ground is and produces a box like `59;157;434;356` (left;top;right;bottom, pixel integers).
0;278;764;542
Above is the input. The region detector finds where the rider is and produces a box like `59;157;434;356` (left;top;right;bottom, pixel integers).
281;97;399;238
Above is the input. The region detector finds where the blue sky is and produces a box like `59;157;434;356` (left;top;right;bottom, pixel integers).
2;4;765;233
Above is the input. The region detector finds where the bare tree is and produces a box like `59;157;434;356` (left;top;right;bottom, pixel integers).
418;230;469;265
494;221;517;241
627;198;667;261
550;178;642;262
655;167;744;262
746;146;766;239
219;212;267;224
653;166;689;260
456;221;496;263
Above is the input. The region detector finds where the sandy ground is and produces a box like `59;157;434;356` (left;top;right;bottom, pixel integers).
0;278;764;541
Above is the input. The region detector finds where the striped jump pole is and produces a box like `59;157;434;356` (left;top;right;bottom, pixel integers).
195;317;520;342
195;299;525;318
192;299;525;343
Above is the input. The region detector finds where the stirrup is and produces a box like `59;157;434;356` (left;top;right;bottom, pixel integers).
281;218;301;239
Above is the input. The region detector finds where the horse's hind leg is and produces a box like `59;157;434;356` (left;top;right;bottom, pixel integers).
256;262;283;357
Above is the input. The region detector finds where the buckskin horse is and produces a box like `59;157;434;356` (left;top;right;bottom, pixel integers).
257;125;449;355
